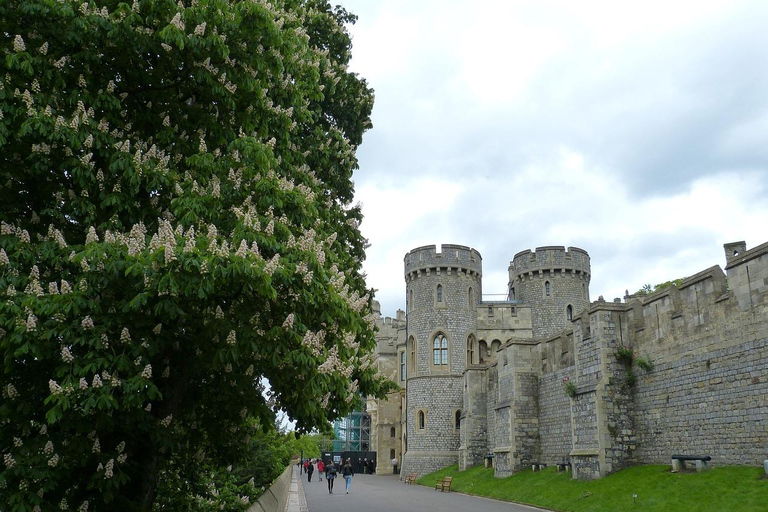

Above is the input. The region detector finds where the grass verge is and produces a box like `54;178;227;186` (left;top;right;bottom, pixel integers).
419;464;767;512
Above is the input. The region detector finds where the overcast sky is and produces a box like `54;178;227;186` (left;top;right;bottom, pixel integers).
340;0;768;317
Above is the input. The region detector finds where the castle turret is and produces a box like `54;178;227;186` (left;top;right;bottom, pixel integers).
401;244;482;477
509;246;591;338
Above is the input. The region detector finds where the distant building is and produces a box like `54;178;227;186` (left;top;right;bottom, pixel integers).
367;241;768;479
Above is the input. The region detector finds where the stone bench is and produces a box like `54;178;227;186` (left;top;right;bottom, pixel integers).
671;454;711;472
531;462;547;472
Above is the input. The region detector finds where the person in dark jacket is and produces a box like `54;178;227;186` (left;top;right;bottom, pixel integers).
325;460;337;494
307;460;314;482
342;458;355;494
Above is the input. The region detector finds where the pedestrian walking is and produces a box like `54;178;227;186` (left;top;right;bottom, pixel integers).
317;459;325;481
342;458;354;494
307;460;315;482
325;460;337;494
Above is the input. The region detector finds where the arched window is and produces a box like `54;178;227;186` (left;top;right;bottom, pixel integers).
436;284;443;303
409;336;416;376
545;281;551;296
418;410;425;430
509;286;515;300
390;449;396;459
566;305;573;321
390;427;396;438
399;351;406;381
468;287;474;307
409;289;413;311
466;335;476;365
479;340;488;364
455;410;461;430
433;333;448;365
491;339;501;361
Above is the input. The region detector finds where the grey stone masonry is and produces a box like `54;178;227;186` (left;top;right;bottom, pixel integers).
369;239;768;483
510;247;591;339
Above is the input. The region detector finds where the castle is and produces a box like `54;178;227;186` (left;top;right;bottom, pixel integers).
366;240;768;480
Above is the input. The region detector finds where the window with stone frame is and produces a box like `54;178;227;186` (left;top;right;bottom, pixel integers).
433;333;448;365
399;350;406;381
545;280;551;296
436;284;443;303
418;410;426;430
468;287;474;307
455;410;461;430
466;335;476;365
409;336;416;375
566;304;573;321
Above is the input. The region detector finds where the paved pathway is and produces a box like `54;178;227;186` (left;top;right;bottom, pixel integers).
296;468;552;512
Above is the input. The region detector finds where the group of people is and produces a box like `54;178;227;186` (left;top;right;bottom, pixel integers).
300;458;356;494
356;457;376;474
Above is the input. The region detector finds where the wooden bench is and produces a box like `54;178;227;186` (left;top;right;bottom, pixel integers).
404;473;417;485
671;454;711;472
531;462;547;472
556;462;570;472
435;476;453;492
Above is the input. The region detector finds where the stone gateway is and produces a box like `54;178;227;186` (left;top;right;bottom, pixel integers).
366;241;768;480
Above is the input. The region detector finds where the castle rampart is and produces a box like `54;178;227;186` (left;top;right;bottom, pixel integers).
370;239;768;481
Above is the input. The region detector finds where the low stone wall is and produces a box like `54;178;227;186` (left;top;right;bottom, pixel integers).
248;464;292;512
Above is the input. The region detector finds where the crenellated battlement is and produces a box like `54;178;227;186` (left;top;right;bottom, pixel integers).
383;239;768;482
404;244;482;280
510;246;591;281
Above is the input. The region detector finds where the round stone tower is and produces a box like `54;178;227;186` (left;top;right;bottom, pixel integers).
401;244;482;477
509;246;591;339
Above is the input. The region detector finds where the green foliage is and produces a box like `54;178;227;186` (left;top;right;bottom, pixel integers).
418;464;768;512
635;279;685;296
615;345;652;389
563;381;577;398
635;357;654;372
615;345;635;366
287;432;321;459
0;0;395;510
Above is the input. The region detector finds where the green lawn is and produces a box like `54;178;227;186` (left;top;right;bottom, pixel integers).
418;464;767;512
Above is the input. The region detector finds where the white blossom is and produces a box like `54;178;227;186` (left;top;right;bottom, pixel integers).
13;35;25;52
81;316;94;330
49;379;62;395
26;314;37;332
104;458;114;479
61;346;74;363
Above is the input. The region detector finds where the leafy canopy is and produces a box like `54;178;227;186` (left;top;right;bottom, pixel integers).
0;0;393;509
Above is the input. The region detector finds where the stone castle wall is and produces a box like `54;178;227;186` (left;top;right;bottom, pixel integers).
375;240;768;479
626;246;768;466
